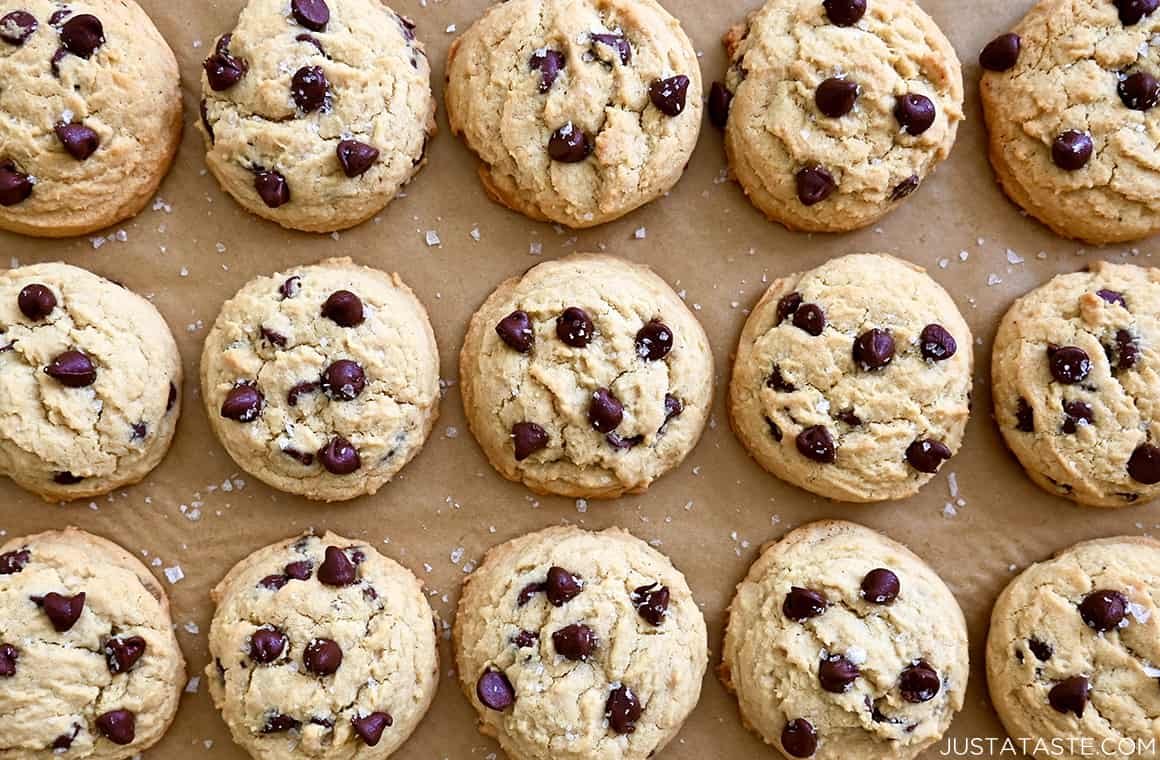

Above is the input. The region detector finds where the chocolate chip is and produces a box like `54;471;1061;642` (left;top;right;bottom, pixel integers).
796;165;837;206
54;122;99;160
322;290;364;327
1049;676;1089;717
204;38;246;90
662;396;683;424
291;66;328;112
262;713;300;733
512;630;538;648
894;94;936;135
50;47;67;77
1119;71;1160;111
548;122;592;163
287;381;319;406
588;388;624;433
280;276;302;299
1097;289;1127;307
1048;345;1092;384
18;284;56;320
0;549;30;574
631;583;670;626
130;422;147;441
797;426;836;463
980;33;1021;71
95;710;134;745
920;324;957;361
590;33;631;64
606;431;643;450
530;48;565;92
48;9;70;26
221;384;263;422
783;587;828;621
517;582;546;607
45;350;96;388
792;303;826;336
318;546;357;586
258;327;286;348
0;643;17;677
1029;639;1053;661
60;14;103;57
336;140;379;177
556;307;593;347
322;360;365;401
250;628;287;664
781;718;818;757
284;560;313;580
708;81;732;129
605;685;642;734
41;592;85;632
649;75;691;116
1115;0;1159;25
777;292;803;324
477;670;515;711
1129;444;1160;484
768;365;795;392
817;77;858;118
52;725;80;751
546;566;583;606
0;162;33;206
1016;398;1035;432
906;439;951;473
318;436;360;475
1052;131;1093;171
351;712;392;746
258;574;288;590
1114;329;1139;370
512;422;549;461
303;638;342;675
853;328;895;370
104;636;146;674
496;310;534;352
291;0;329;31
166;382;178;411
295;33;325;55
1080;589;1127;633
891;174;920;201
1061;400;1094;434
861;568;900;604
254;169;290;208
823;0;866;25
819;655;860;693
836;409;862;426
53;472;83;485
552;623;597;661
0;11;37;45
766;417;783;441
900;661;940;703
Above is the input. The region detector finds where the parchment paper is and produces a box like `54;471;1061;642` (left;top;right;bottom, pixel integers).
1;0;1157;757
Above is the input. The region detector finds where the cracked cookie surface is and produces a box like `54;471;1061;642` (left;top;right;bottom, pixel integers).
0;528;186;760
459;253;713;499
721;520;969;760
0;262;183;501
201;257;440;502
992;261;1160;508
206;532;438;760
986;536;1160;760
981;0;1160;245
0;0;181;237
729;253;972;503
445;0;703;228
454;526;707;760
719;0;963;233
199;0;435;233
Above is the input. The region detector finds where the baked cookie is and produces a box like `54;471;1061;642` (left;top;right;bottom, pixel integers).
454;526;707;760
986;536;1160;760
459;253;713;499
0;0;181;237
992;261;1160;508
980;0;1160;245
716;0;963;233
0;262;183;501
199;0;435;233
201;258;440;502
721;521;969;760
445;0;702;228
0;528;186;759
206;532;438;760
729;253;972;503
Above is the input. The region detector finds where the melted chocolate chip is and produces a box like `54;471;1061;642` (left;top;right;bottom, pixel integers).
530;48;565;92
783;587;827;621
906;439;952;473
1129;443;1160;484
18;284;56;320
591;32;631;64
792;304;826;336
588;388;624;433
816;77;858;117
980;33;1021;71
861;568;900;604
606;431;643;450
1120;71;1160;110
260;327;287;348
894;93;936;135
548;122;592;163
104;636;146;674
45;350;96;387
1048;345;1092;384
60;14;103;58
41;592;85;632
295;32;325;55
819;655;860;693
291;65;328;112
322;290;364;327
1029;639;1053;662
303;638;342;675
853;328;895;370
262;714;301;733
254;169;290;208
1061;400;1094;434
291;0;329;31
221;384;263;422
920;324;957;361
0;11;37;45
51;725;80;751
1052;130;1093;171
768;366;796;392
512;422;549;461
1016;398;1035;432
546;566;583;606
0;161;33;206
512;630;538;648
517;582;546;607
496;310;534;352
891;174;920;201
795;165;837;206
552;623;597;661
766;416;783;441
95;710;134;745
631;583;670;626
351;712;392;746
1049;676;1089;717
53;472;84;485
249;628;287;664
54;122;99;160
287;381;319;407
318;546;357;586
258;574;289;590
823;0;866;26
0;549;30;574
782;718;818;757
204;35;246;90
900;661;941;703
280;276;302;299
605;685;642;734
635;320;674;360
708;81;732;129
0;643;17;677
1097;289;1127;307
796;426;836;463
1080;589;1128;631
1116;0;1159;25
1114;329;1139;370
777;292;803;324
477;670;515;711
337;140;379;177
322;360;366;401
649;75;691;116
556;307;593;347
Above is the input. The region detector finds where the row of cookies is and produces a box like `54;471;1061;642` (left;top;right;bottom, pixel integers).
3;522;1156;759
4;0;1160;243
2;253;1157;508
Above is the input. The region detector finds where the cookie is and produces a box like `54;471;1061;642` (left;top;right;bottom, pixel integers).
729;253;972;503
454;526;707;760
199;0;435;233
0;0;182;238
717;0;963;233
445;0;702;228
0;262;183;501
206;532;438;760
0;528;186;759
459;253;713;499
721;520;969;760
980;0;1160;245
992;261;1160;508
201;257;440;502
986;536;1160;760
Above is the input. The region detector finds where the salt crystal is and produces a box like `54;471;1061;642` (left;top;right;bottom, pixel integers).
425;230;441;247
164;566;185;584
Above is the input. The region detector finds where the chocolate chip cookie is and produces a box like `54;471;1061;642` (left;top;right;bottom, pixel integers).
721;521;969;760
0;262;183;501
0;0;182;237
206;532;438;760
981;0;1160;244
987;536;1160;760
201;258;440;502
992;261;1160;508
454;526;708;760
459;253;713;499
729;253;973;502
199;0;435;233
716;0;963;232
445;0;703;228
0;528;186;759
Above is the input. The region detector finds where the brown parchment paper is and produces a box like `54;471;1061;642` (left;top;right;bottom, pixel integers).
1;0;1158;757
